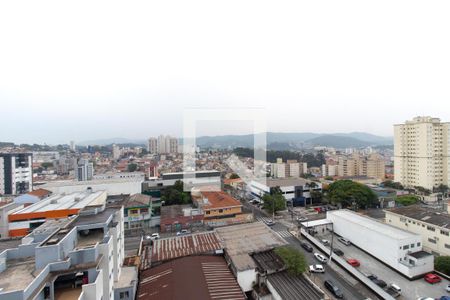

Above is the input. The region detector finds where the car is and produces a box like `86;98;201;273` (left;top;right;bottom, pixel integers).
300;241;313;252
314;252;328;263
309;264;325;273
446;284;450;292
149;233;160;240
321;239;330;245
264;220;275;226
417;298;435;300
373;279;387;288
367;274;378;281
346;258;360;267
324;280;344;299
424;273;442;284
333;248;344;256
297;216;308;222
386;284;401;298
176;229;190;236
338;236;351;246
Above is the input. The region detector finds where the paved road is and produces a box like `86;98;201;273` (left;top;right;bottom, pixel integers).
243;200;379;300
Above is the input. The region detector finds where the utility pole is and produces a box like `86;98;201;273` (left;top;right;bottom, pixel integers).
328;223;334;265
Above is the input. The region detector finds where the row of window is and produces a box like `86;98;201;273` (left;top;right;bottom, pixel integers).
401;242;420;250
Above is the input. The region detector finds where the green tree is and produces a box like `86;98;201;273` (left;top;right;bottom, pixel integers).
414;186;431;196
382;180;404;190
274;246;307;275
161;180;192;206
326;180;377;209
41;162;54;169
435;256;450;276
396;195;419;206
435;184;449;195
262;192;286;214
127;163;138;172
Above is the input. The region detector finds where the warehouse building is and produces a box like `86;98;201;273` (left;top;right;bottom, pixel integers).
385;205;450;256
327;210;434;279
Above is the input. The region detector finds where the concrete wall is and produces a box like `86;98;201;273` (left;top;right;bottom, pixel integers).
81;269;104;300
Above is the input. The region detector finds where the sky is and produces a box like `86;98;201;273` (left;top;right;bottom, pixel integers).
1;0;449;144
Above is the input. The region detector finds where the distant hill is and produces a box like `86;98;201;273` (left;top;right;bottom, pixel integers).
305;135;372;148
78;137;146;146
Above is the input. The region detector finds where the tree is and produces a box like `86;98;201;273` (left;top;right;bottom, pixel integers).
229;173;240;179
127;163;138;172
435;256;450;276
41;162;54;169
161;180;192;206
325;180;377;209
382;180;404;190
434;184;449;195
414;186;431;196
396;195;419;206
274;246;307;275
262;192;286;214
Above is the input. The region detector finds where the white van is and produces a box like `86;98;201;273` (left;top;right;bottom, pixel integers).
389;283;401;294
338;236;351;246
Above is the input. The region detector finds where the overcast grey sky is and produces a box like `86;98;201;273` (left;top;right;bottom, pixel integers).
1;1;449;144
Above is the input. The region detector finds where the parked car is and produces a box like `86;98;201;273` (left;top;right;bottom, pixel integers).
314;252;328;263
333;248;344;256
148;233;160;240
338;236;351;246
367;274;378;281
424;273;442;284
367;274;386;288
300;241;313;252
446;284;450;292
309;264;325;273
324;280;344;299
321;239;330;245
386;284;401;298
297;216;308;222
346;258;360;267
176;229;190;235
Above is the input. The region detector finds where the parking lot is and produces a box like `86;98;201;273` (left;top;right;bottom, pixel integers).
317;231;449;300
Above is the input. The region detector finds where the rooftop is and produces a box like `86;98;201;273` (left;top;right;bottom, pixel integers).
160;204;193;218
327;210;418;241
199;191;242;210
13;191;106;215
125;193;151;208
387;205;450;229
151;232;222;263
114;266;137;289
267;271;324;300
138;255;245;300
0;257;36;293
215;222;287;271
409;250;432;259
28;188;52;198
252;250;285;272
256;178;308;187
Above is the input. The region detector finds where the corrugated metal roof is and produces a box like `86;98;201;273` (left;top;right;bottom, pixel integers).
138;256;246;300
151;232;222;263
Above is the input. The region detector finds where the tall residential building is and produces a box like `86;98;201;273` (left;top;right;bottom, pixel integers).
337;154;385;180
70;140;76;151
112;144;121;160
270;158;306;178
147;137;158;154
0;153;33;195
77;158;94;181
394;116;450;189
149;135;179;154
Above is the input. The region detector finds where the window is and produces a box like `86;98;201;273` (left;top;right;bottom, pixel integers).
402;245;409;250
205;211;210;215
219;209;223;213
428;238;437;244
441;230;449;236
427;226;435;232
410;244;414;248
445;244;450;249
417;242;421;247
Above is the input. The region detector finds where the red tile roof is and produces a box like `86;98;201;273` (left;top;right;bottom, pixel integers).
138;256;246;300
200;191;242;210
27;188;51;198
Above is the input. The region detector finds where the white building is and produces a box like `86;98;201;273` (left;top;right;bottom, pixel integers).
153;135;178;154
112;144;121;160
0;153;33;195
394;116;450;190
327;210;434;279
93;172;145;181
77;159;94;181
385;206;450;256
147;138;158;154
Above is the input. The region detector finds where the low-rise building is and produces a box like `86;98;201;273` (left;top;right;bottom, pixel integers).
0;202;137;300
385;205;450;256
327;210;434;279
123;194;153;230
159;204;203;233
249;178;322;206
215;222;287;292
8;190;107;237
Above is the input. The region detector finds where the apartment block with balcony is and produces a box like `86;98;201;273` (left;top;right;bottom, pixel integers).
394;116;450;190
0;202;137;300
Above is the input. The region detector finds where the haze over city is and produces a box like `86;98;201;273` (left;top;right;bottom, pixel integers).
1;1;450;144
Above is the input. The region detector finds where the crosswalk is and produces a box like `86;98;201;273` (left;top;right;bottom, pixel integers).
256;216;293;239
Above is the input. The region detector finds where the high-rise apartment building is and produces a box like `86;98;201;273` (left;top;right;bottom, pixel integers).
0;153;33;195
394;116;450;189
148;135;178;154
112;144;121;160
77;158;94;181
337;154;385;180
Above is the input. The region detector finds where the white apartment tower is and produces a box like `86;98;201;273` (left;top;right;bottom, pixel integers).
150;135;179;154
147;138;158;154
0;153;33;195
394;116;450;190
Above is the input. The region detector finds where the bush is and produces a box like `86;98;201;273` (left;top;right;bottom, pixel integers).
435;256;450;275
274;246;307;275
396;195;419;206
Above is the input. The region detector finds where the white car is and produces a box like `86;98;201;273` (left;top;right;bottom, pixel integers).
149;233;160;240
321;239;330;245
446;284;450;292
314;252;328;263
309;264;325;273
176;229;190;236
